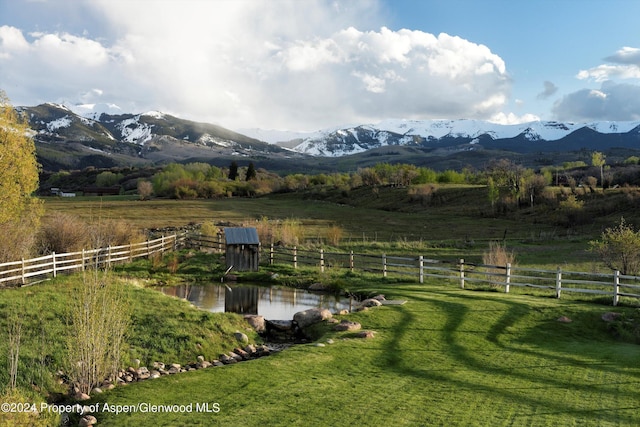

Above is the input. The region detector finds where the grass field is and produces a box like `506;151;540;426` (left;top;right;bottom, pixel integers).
3;185;639;426
88;280;640;426
43;184;618;270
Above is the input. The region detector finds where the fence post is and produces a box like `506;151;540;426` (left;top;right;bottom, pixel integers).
382;254;387;278
320;249;325;273
613;270;620;306
52;252;57;278
293;246;297;269
505;262;511;293
82;249;86;271
129;243;133;262
107;245;112;269
555;267;562;298
270;243;274;265
459;258;465;289
419;255;424;284
349;251;354;272
161;235;165;253
21;258;25;286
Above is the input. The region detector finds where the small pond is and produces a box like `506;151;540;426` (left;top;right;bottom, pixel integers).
160;283;352;320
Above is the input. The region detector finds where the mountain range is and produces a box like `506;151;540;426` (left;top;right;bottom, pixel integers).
18;103;640;172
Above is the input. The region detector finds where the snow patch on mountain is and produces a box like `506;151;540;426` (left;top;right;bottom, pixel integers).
45;115;72;132
116;115;153;144
197;133;237;148
142;111;165;120
66;102;124;120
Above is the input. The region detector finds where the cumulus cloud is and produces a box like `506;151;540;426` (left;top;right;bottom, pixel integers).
536;81;558;100
578;46;640;82
553;81;640;121
556;45;640;121
0;0;513;130
605;46;640;66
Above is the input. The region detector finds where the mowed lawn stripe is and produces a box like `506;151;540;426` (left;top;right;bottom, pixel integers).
91;282;640;426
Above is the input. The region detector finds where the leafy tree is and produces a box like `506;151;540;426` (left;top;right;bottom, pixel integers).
246;162;257;181
563;160;587;170
590;217;640;275
521;172;547;208
485;158;524;195
591;151;606;188
95;171;123;187
623;156;640;165
228;161;239;180
414;167;438;184
487;177;499;210
437;169;466;184
0;90;43;261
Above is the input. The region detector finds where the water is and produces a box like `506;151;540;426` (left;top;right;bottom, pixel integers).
160;283;352;320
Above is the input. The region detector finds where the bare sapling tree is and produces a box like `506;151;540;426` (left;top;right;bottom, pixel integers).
67;268;130;395
7;306;23;389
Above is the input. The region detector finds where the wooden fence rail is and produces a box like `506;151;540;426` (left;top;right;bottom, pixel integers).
26;230;636;307
0;234;183;286
263;244;640;306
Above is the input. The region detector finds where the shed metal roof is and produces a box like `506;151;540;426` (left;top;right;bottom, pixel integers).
224;227;260;245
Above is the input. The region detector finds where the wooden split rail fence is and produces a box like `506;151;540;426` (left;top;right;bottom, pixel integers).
264;244;640;306
0;234;184;286
8;231;640;307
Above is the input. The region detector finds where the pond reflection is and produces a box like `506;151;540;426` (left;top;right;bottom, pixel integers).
160;283;351;320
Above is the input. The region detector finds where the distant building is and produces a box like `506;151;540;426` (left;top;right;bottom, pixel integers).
224;227;260;272
50;188;76;197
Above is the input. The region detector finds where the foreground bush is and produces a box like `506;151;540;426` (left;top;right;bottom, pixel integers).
38;213;145;255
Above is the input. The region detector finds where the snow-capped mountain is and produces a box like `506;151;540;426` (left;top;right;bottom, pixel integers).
18;102;640;172
19;103;296;171
249;119;640;157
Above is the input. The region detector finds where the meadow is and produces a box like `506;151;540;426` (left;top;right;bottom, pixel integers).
2;184;640;426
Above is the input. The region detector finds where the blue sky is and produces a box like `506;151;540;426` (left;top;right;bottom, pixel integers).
1;0;640;131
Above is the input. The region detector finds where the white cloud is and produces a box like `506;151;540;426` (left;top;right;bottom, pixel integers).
605;46;640;66
577;46;640;82
577;64;640;82
0;25;29;57
1;0;512;130
489;111;540;125
555;45;640;122
553;81;640;121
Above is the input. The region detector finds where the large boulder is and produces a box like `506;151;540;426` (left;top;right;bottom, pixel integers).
265;319;297;341
333;320;362;332
244;315;266;333
293;308;332;330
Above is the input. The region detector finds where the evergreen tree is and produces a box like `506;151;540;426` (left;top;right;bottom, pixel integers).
228;161;239;180
246;162;257;181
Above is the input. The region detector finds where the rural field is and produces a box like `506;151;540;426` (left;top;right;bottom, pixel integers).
2;185;640;426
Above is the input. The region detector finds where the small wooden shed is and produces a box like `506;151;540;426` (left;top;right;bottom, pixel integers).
224;227;260;271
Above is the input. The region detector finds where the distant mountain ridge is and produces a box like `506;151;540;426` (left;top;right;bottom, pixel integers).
17;102;640;172
19;103;298;171
241;119;640;157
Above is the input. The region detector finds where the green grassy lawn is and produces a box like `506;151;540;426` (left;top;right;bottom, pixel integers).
43;186;602;270
14;186;640;425
87;280;640;426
